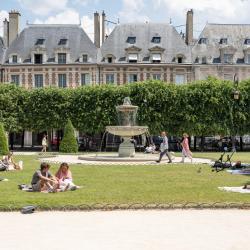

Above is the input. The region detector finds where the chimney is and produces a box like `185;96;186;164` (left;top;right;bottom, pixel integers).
101;11;106;44
9;10;21;46
3;18;9;48
185;9;193;45
94;12;100;48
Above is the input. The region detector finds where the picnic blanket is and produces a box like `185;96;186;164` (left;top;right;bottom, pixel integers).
227;169;250;175
218;186;250;193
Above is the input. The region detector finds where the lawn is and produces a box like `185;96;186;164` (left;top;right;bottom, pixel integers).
0;153;250;210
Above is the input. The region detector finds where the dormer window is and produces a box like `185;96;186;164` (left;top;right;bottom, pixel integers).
245;39;250;45
152;37;161;43
128;54;138;63
202;56;207;64
58;53;66;64
58;39;68;45
35;39;45;46
152;53;161;63
127;36;136;44
224;54;233;64
177;56;183;63
34;54;43;64
107;57;113;63
82;54;88;62
220;38;228;45
199;38;207;44
12;55;17;63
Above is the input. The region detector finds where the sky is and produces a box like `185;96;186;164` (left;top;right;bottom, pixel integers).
0;0;250;41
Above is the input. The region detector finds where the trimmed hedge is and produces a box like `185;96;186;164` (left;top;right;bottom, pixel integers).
59;119;78;153
0;78;249;136
0;122;9;155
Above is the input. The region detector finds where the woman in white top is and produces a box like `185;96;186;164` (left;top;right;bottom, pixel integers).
41;134;47;152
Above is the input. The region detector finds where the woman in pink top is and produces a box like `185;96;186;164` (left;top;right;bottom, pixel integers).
55;162;76;191
181;133;193;163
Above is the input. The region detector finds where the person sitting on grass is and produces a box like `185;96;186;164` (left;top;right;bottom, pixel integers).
31;162;58;193
55;162;77;191
2;151;23;171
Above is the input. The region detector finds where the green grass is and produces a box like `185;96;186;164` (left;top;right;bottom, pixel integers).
0;153;250;209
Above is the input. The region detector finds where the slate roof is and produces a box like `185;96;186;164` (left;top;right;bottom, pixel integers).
192;24;250;64
100;23;191;64
0;37;4;64
4;24;97;64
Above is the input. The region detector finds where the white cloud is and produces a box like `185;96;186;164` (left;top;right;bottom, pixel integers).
154;0;249;24
73;0;90;5
119;0;150;22
81;15;94;41
153;0;250;37
34;9;95;41
34;9;80;25
0;10;8;37
18;0;68;16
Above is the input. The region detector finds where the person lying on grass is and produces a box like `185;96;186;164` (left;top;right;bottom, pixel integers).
55;162;78;191
31;162;58;193
2;151;23;171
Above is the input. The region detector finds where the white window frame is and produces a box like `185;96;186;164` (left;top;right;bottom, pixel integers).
151;74;161;80
105;74;116;84
224;53;233;64
58;53;67;64
128;74;138;83
11;75;20;86
81;73;91;86
175;74;185;85
58;74;67;88
34;74;44;88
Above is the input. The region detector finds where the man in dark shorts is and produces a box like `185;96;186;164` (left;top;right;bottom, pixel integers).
31;162;58;192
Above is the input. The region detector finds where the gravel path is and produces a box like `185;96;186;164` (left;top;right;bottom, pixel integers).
40;155;212;165
1;210;249;250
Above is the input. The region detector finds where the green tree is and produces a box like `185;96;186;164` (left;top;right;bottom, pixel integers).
59;119;78;153
0;122;9;155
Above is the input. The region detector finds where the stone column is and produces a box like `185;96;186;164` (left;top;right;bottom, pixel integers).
24;131;32;146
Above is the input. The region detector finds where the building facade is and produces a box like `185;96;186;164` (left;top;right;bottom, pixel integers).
1;10;250;149
2;10;250;87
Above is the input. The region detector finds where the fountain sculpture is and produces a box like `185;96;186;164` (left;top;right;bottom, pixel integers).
106;97;148;157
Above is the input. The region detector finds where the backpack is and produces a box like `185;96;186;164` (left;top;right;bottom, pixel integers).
0;161;8;171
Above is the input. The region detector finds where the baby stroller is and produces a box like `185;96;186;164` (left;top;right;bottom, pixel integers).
211;148;235;172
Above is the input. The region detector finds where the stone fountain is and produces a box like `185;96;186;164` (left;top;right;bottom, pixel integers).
106;97;148;157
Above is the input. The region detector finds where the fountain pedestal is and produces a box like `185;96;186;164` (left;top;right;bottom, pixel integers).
119;137;135;157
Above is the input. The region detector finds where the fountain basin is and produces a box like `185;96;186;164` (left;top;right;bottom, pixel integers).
106;126;148;137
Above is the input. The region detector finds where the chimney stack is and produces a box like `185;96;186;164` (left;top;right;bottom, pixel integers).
3;18;9;48
94;12;100;48
101;11;106;44
185;9;193;45
8;10;21;46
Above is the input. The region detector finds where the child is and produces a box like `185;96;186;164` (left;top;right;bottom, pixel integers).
31;162;58;192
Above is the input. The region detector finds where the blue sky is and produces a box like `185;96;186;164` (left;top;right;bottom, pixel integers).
1;0;250;40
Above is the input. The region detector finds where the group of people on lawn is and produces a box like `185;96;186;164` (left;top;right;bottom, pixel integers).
31;162;77;193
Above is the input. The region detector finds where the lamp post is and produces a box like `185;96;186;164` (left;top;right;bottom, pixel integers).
232;73;240;151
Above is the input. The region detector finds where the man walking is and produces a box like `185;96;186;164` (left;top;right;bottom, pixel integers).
156;131;172;163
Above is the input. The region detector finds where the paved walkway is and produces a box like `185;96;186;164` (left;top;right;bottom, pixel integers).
1;210;249;250
40;154;212;165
